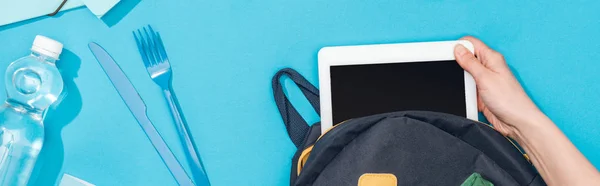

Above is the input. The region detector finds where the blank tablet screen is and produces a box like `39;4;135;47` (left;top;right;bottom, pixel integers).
330;60;466;124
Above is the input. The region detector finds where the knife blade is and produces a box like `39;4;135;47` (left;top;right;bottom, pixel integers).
89;42;194;186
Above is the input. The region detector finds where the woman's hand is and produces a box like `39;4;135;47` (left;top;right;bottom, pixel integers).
455;36;600;185
454;36;545;137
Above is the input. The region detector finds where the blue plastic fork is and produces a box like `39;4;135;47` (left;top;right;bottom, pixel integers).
134;25;210;186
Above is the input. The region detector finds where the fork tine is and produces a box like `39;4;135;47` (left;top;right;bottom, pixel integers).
133;30;152;68
148;25;163;64
142;27;158;66
155;32;169;63
148;25;155;34
149;27;162;65
138;29;154;66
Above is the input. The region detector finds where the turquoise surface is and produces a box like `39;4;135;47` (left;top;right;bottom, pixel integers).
1;1;599;185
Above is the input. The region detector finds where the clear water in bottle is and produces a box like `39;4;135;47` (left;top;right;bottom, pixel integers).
0;35;64;185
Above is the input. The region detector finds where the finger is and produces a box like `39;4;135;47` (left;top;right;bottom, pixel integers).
482;108;511;136
460;36;508;71
482;108;497;125
477;95;485;112
459;36;491;58
454;44;489;79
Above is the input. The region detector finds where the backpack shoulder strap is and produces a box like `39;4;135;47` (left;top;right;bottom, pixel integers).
272;68;320;148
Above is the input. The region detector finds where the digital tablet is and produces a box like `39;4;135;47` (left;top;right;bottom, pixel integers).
318;40;478;133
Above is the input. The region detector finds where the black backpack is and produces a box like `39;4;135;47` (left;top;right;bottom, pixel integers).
272;68;546;186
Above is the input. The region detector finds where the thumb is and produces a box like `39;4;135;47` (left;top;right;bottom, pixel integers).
454;44;488;79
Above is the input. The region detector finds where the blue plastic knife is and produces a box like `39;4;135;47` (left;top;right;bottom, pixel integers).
89;42;194;186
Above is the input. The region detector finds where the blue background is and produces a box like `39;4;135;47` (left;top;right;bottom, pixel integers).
1;0;599;185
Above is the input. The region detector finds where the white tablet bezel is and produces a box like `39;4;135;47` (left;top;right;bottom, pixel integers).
318;40;478;133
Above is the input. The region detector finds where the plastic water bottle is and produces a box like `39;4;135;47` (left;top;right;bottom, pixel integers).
0;36;64;185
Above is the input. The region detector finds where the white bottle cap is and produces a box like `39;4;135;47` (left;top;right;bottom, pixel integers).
31;35;63;59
